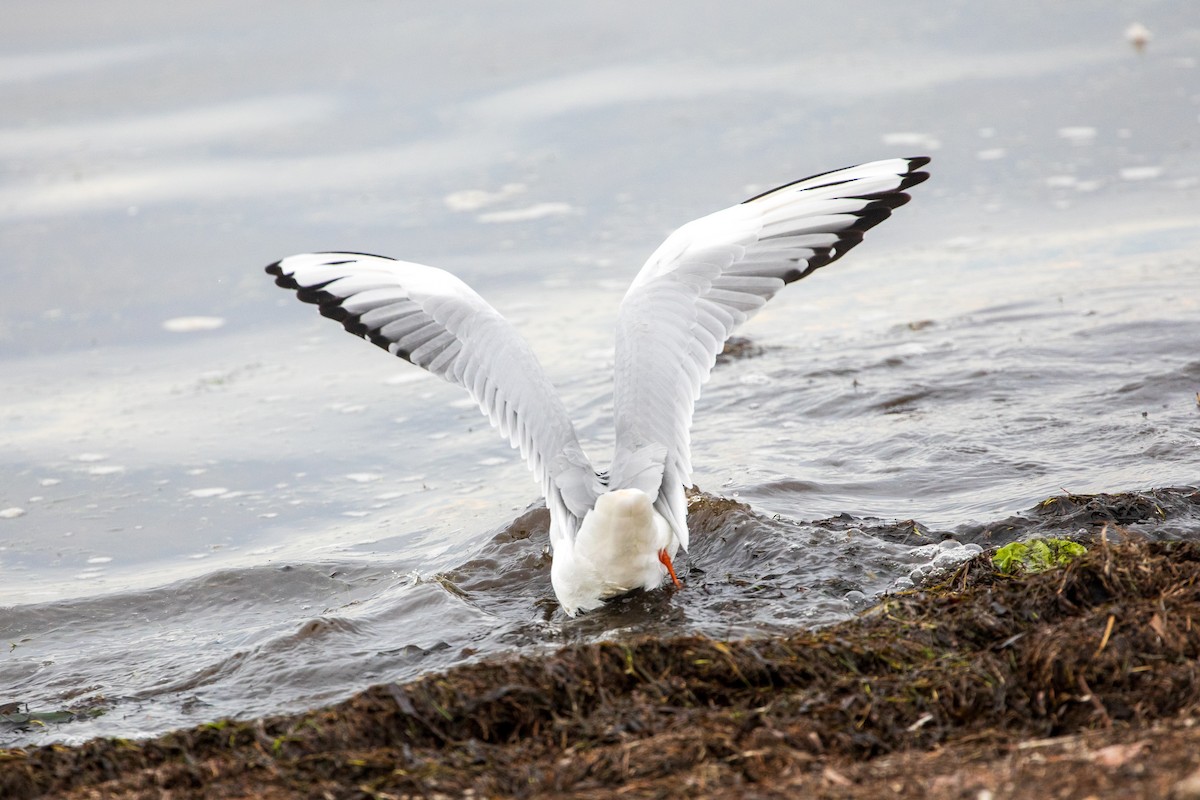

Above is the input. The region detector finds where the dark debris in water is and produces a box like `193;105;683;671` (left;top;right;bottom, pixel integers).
0;695;110;739
811;512;938;545
715;335;765;364
807;488;1200;551
1034;488;1195;529
4;535;1200;799
957;486;1200;545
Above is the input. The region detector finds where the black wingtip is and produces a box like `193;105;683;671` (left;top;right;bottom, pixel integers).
265;260;302;291
853;205;895;234
294;282;333;304
314;251;398;261
319;303;349;323
899;156;932;191
742;156;933;205
264;252;397;281
899;171;931;192
873;192;912;210
263;253;421;362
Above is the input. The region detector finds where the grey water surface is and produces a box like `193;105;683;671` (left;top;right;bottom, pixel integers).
2;1;1199;746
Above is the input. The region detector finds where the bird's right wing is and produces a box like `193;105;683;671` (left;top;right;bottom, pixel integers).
610;157;931;549
267;253;599;544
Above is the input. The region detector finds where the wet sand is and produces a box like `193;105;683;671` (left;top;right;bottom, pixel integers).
4;488;1198;799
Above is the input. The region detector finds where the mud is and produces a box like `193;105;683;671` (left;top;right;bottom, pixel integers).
4;491;1200;799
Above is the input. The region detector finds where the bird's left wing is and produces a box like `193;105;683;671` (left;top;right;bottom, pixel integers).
267;253;598;543
610;157;931;549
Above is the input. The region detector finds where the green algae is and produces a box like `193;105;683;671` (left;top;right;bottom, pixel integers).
993;538;1087;575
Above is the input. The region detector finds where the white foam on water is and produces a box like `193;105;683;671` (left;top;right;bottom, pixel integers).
881;131;942;150
1058;126;1097;144
162;316;226;333
443;183;526;212
477;202;575;223
1120;166;1163;181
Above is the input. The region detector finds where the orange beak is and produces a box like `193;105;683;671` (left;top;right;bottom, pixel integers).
658;548;683;589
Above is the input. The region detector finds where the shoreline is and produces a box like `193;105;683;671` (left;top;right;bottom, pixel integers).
4;512;1200;798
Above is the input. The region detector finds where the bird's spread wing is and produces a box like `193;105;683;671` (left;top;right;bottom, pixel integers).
267;253;599;543
610;157;931;549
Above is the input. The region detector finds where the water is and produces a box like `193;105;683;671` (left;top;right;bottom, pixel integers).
2;1;1199;746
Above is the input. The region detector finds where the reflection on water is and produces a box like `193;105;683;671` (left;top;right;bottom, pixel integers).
2;0;1199;747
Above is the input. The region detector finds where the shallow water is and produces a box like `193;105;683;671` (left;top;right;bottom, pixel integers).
2;1;1199;746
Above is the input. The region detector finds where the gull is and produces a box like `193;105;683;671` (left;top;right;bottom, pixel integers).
266;156;930;616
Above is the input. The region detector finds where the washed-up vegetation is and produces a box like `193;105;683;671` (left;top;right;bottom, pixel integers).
4;486;1200;799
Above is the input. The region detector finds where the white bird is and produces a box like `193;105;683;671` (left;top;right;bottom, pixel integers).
266;156;930;616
